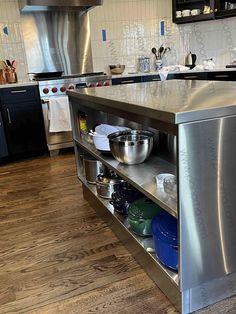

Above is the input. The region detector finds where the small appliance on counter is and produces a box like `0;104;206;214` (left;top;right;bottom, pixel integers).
185;52;197;69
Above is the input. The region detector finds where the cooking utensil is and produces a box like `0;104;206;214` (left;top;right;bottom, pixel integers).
109;65;125;75
11;60;17;69
96;172;127;199
151;47;158;59
6;60;12;67
108;130;154;165
162;47;171;58
151;211;178;272
128;198;163;236
158;45;164;58
0;60;7;70
83;156;107;184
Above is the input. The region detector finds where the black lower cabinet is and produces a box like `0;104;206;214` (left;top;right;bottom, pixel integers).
0;86;47;160
0;111;8;158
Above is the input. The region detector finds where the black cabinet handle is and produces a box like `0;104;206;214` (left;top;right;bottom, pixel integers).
6;108;12;124
214;75;229;78
121;80;135;84
183;75;198;79
10;89;27;94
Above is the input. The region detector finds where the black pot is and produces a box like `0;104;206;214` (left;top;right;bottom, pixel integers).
110;200;130;215
110;186;143;215
111;186;143;203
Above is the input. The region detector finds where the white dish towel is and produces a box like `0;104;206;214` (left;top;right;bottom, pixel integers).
48;96;72;133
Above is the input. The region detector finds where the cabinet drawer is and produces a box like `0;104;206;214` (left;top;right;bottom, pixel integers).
0;86;39;104
174;72;207;80
112;76;142;85
142;75;160;82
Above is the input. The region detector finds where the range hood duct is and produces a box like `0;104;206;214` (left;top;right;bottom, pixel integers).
19;0;103;12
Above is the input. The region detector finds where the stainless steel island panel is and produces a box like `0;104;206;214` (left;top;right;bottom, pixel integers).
179;115;236;291
68;80;236;124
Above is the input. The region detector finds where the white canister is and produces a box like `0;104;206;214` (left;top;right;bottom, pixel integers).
138;57;150;73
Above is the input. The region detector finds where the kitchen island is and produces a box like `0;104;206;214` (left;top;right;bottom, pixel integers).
67;80;236;314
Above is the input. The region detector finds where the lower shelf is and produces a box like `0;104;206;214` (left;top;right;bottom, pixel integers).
79;175;180;288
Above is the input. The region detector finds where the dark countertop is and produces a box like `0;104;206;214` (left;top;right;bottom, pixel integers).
68;80;236;124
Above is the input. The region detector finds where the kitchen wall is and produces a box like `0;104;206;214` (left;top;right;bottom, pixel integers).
0;0;28;82
89;0;236;73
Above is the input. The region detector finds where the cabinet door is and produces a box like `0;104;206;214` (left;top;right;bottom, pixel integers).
0;110;8;158
2;100;46;156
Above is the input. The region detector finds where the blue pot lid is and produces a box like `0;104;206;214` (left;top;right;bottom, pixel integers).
151;212;178;245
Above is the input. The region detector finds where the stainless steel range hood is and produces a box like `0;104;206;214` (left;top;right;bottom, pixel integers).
19;0;103;12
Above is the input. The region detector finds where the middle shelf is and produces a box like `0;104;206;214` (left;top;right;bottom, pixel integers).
75;137;178;218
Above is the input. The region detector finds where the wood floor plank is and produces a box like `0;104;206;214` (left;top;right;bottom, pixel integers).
0;153;235;314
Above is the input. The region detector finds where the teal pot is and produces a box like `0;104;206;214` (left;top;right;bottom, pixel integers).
128;198;163;237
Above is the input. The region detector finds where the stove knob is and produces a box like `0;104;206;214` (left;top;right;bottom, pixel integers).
60;86;66;92
51;87;58;93
104;80;110;86
68;84;75;90
87;83;95;88
96;81;103;87
43;87;49;94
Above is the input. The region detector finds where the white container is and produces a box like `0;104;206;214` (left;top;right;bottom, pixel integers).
92;132;110;151
182;9;190;17
176;10;182;18
191;9;200;15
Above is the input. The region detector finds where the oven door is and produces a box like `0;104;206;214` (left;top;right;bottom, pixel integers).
41;99;73;153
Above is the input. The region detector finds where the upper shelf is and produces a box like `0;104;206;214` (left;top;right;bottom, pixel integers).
75;137;178;218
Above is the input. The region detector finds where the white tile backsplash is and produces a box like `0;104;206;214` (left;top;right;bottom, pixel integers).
0;0;28;82
89;0;236;74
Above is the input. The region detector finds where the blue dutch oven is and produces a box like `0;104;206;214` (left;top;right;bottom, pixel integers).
151;211;178;272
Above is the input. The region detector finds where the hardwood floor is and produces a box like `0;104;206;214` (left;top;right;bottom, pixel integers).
0;152;235;314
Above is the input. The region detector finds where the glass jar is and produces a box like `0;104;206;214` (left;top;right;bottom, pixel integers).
138;56;150;73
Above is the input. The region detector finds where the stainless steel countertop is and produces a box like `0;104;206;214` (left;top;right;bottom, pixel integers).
68;80;236;124
0;81;38;89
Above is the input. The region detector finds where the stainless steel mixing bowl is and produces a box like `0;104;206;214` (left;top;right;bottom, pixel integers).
108;130;154;165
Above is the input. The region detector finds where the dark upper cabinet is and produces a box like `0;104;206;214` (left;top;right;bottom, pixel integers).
173;0;236;23
172;0;216;24
0;85;47;158
214;0;236;18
